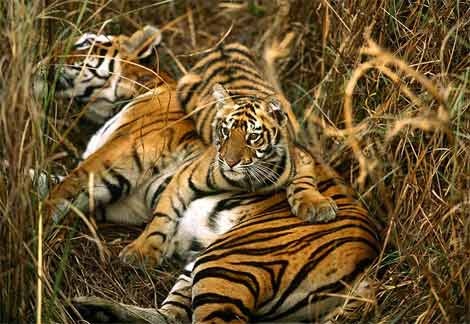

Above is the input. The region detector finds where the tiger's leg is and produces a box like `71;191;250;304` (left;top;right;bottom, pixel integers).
45;159;142;225
46;137;203;227
287;146;338;223
119;147;234;266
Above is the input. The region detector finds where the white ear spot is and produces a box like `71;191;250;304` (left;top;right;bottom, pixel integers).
213;83;225;100
212;83;230;108
137;26;162;58
122;25;162;59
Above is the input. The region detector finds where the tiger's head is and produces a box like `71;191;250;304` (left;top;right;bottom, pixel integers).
211;84;291;190
36;25;163;124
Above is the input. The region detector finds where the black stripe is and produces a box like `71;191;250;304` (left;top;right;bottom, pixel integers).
161;301;191;320
132;149;143;172
317;178;339;192
170;198;183;219
192;293;251;321
101;177;121;203
203;309;243;322
188;165;208;200
193;267;260;301
108;167;131;195
152;211;175;222
178;130;199;145
149;176;172;208
75;82;106;102
213;223;378;258
108;111;185;142
223;45;257;63
172;291;191;300
146;231;167;241
291;175;314;182
178;79;202;111
108;48;116;73
231;260;288;304
291;186;309;195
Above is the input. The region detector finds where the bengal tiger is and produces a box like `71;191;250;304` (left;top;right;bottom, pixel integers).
42;28;381;323
118;42;339;266
42;26;204;227
74;162;380;323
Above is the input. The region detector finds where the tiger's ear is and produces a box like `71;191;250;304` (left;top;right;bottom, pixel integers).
121;25;162;59
267;97;287;126
212;83;233;109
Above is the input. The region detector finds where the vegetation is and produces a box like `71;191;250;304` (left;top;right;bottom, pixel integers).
1;0;468;322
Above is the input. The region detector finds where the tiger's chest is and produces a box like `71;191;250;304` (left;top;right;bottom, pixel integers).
167;193;256;259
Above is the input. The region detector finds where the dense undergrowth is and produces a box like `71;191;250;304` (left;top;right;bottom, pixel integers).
1;0;468;323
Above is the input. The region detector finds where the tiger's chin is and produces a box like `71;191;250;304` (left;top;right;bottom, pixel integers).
222;168;245;180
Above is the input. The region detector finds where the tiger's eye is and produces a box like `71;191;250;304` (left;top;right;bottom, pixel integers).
248;133;260;141
220;126;229;137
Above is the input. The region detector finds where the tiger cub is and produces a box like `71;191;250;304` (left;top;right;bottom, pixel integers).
119;42;338;266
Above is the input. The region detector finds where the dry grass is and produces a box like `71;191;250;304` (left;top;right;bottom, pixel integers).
1;0;469;323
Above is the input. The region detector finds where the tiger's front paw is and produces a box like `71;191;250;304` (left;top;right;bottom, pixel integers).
290;193;338;223
119;235;163;268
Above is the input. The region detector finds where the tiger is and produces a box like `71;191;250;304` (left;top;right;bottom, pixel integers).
118;42;339;266
43;28;381;323
35;25;165;124
42;26;204;228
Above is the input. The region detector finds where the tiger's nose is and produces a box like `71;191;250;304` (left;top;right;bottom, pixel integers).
225;157;240;168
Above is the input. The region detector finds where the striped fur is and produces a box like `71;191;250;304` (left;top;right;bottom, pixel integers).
180;43;338;222
42;29;205;230
45;82;204;228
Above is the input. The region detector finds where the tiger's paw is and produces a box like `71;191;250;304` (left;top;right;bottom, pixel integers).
119;236;163;268
290;194;338;223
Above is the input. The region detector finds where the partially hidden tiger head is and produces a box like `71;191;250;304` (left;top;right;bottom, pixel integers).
35;25;165;124
211;84;291;190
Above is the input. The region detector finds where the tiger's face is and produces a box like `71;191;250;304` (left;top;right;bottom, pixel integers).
35;26;162;124
212;84;289;189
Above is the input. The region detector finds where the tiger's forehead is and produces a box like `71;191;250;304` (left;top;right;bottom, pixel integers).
234;99;263;110
224;101;267;131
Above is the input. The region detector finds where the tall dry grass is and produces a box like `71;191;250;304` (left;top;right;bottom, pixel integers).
0;0;468;323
